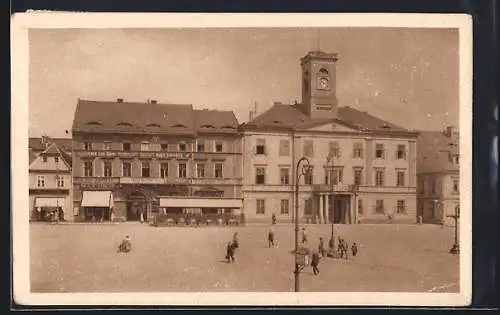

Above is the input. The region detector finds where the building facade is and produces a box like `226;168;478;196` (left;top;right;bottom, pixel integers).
71;99;243;222
416;127;460;225
240;51;419;224
29;138;73;221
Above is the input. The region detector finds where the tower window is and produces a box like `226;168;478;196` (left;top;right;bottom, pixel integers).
319;68;329;76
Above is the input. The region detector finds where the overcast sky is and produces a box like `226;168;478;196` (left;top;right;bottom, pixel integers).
29;27;459;138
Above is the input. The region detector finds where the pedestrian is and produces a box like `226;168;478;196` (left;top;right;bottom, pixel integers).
301;227;308;244
341;239;349;259
226;241;235;263
118;235;132;253
140;210;145;224
318;237;326;257
337;236;343;256
268;228;275;248
232;232;239;249
272;213;277;225
328;237;335;251
311;251;321;275
351;242;358;257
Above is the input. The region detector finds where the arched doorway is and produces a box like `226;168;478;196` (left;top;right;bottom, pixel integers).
126;191;148;222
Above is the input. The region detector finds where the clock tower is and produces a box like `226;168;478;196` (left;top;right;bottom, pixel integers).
299;51;339;119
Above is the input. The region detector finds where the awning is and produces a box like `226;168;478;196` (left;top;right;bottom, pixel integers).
81;191;113;208
35;197;65;208
160;198;242;208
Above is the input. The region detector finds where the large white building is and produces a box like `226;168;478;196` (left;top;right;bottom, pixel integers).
240;51;419;224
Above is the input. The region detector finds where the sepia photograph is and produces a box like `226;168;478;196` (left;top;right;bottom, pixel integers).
11;13;472;306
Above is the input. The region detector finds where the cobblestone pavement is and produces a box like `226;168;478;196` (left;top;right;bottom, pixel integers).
30;223;459;292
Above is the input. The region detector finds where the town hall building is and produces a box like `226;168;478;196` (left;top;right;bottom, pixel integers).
240;50;420;224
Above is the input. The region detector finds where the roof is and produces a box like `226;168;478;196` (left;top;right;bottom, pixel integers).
29;149;38;165
29;138;73;167
241;103;410;134
29;137;73;152
73;99;239;135
40;142;73;167
417;130;460;174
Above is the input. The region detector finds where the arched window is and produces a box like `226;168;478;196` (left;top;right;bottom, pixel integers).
145;123;161;128
86;121;102;126
116;122;133;127
318;68;329;76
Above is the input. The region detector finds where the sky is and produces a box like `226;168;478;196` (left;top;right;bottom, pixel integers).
28;27;459;138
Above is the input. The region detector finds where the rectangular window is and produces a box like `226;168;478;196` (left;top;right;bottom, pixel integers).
84;142;93;151
326;167;343;185
375;168;385;186
141;141;150;151
197;140;205;152
56;175;64;188
141;161;150;177
375;199;385;214
396;144;406;160
214;163;223;178
196;163;205;178
256;139;266;155
122;162;131;177
357;199;364;215
160;163;169;178
452;179;459;194
179;142;187;152
279;140;290;156
103;161;113;177
122;142;131;151
255;167;265;184
36;175;45;188
161;143;169;152
375;143;385;159
215;141;223;153
83;161;93;177
396;169;406;186
178;163;187;178
304;167;314;185
353;142;364;158
353;168;363;185
256;199;265;214
103;142;112;151
279;167;290;185
303;140;314;157
329;141;341;158
280;199;289;215
396;200;406;214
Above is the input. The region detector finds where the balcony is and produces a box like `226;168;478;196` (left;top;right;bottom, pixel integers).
119;177;191;185
190;178;242;186
313;184;358;192
75;150;235;160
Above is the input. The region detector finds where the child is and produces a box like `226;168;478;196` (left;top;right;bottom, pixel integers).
351;242;358;257
118;235;132;253
268;228;275;248
301;228;308;244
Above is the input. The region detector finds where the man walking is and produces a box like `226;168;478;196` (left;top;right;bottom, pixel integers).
318;237;326;257
268;228;275;248
311;251;321;275
301;227;308;244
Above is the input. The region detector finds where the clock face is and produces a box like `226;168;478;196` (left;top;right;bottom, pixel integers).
318;77;330;90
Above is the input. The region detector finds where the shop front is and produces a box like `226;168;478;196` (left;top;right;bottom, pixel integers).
80;190;114;222
33;197;66;222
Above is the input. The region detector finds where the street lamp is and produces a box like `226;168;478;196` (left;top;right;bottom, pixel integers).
448;205;460;254
294;156;311;292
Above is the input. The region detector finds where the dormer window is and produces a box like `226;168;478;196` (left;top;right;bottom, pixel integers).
221;125;235;129
116;122;133;127
54;156;59;163
173;124;187;128
42;155;47;163
146;123;161;128
86;121;102;126
201;124;215;129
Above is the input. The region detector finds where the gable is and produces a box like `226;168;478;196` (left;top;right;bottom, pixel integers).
30;154;71;172
300;121;360;133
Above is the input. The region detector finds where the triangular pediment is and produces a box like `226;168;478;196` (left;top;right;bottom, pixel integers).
297;119;360;133
29;143;71;171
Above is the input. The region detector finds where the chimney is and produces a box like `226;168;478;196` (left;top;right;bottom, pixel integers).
117;98;124;103
249;110;255;121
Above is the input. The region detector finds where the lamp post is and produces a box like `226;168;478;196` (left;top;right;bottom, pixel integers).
294;156;311;292
448;205;460;254
325;156;336;245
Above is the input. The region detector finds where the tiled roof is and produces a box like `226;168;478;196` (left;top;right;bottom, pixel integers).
73;99;239;135
241;103;409;133
29;149;38;165
29;137;73;152
417;130;460;174
40;142;73;167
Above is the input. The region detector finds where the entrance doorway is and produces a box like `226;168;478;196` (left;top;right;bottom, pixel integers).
330;196;351;224
126;191;148;221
